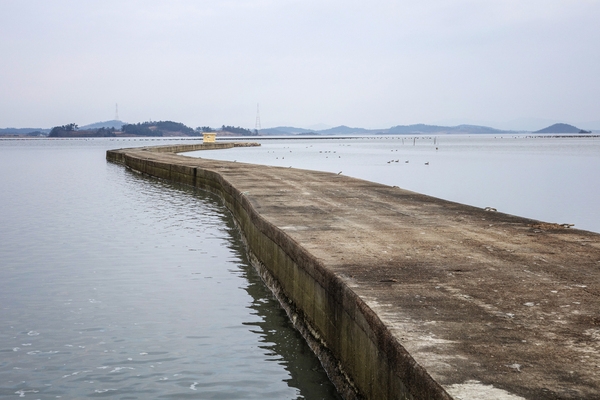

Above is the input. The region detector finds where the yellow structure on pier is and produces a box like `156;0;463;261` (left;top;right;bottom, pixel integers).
202;133;216;143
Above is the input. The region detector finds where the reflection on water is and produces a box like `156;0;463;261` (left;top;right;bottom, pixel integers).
0;139;340;399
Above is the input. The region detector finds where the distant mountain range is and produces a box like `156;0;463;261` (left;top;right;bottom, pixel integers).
261;122;595;135
262;124;514;135
387;124;505;134
1;121;595;137
260;126;315;135
0;127;50;135
0;120;125;136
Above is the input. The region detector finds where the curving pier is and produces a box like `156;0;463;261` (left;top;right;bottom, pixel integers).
107;143;600;400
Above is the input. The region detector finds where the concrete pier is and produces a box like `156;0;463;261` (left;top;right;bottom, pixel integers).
108;143;600;400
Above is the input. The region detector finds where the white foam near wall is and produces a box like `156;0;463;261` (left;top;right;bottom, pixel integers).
446;380;526;400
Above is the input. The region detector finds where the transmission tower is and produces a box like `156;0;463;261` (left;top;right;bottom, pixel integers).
255;103;261;132
115;103;119;121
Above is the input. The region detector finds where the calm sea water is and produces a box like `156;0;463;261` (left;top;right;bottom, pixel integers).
0;138;341;399
1;134;598;399
189;134;600;233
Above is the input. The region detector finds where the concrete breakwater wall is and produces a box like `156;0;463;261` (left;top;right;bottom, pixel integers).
107;143;600;400
128;141;260;154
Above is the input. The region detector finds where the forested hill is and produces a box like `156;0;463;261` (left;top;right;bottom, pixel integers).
43;121;259;137
122;121;197;136
48;124;117;137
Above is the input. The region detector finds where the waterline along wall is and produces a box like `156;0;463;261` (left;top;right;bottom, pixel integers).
108;143;600;400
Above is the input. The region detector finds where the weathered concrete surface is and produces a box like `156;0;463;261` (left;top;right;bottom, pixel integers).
108;144;600;400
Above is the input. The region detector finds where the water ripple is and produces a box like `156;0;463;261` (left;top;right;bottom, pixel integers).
0;139;340;400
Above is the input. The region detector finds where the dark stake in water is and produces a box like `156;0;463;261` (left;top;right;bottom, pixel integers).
0;139;341;399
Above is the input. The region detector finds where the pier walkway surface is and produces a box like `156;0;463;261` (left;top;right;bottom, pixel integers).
108;143;600;400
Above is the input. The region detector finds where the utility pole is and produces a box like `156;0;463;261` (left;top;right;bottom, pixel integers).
255;103;261;134
115;103;119;121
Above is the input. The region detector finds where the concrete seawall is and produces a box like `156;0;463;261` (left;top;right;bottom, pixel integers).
107;143;600;400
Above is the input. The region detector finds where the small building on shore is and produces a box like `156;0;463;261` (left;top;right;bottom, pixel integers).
203;132;216;143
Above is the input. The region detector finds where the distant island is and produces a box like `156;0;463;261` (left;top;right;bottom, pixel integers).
43;121;258;138
1;120;594;138
261;123;593;135
533;123;591;134
259;124;505;135
0;128;50;136
48;123;118;138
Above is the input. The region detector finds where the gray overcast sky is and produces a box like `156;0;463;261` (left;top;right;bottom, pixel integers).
1;0;599;130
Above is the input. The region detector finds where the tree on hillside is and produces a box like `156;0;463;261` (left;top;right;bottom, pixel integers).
220;125;256;136
122;123;162;136
49;123;78;137
122;120;196;136
154;121;194;135
95;127;116;137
